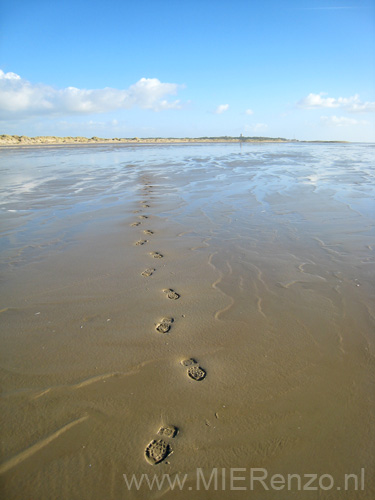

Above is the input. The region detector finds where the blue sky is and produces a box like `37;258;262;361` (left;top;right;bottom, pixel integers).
0;0;374;141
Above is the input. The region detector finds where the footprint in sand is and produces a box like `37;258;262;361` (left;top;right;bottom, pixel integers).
143;229;154;235
139;215;149;219
135;240;148;246
158;424;178;438
155;317;174;333
130;222;141;227
150;252;163;259
164;289;180;300
188;365;206;381
181;358;206;381
141;268;155;277
142;204;150;208
181;358;197;367
145;440;171;465
145;425;178;465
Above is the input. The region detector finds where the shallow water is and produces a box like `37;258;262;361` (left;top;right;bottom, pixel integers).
0;142;374;499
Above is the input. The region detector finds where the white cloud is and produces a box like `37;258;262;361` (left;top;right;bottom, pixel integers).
298;92;375;113
214;104;229;114
0;70;183;119
321;115;370;127
0;70;21;80
245;109;254;115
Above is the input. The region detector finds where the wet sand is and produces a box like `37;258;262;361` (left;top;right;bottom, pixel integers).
0;143;374;499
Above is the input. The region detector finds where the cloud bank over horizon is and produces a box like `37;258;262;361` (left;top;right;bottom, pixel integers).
320;115;370;127
0;70;183;120
298;92;375;113
0;70;373;141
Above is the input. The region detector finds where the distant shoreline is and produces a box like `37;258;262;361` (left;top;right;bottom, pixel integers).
0;134;348;146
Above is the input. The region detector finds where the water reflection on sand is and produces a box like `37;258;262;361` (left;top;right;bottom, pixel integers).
0;142;374;499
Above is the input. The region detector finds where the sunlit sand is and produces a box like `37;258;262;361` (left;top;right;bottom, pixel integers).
0;142;374;499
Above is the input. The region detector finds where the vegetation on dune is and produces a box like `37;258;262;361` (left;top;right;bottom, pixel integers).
0;134;291;144
0;135;346;145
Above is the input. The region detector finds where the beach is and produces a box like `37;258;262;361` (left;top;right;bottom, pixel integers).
0;142;374;499
0;135;293;146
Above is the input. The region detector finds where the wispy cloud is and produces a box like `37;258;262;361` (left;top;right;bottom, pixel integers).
321;115;370;127
297;6;360;10
302;6;357;9
214;104;229;114
244;123;268;133
298;93;375;113
245;109;254;115
0;70;184;119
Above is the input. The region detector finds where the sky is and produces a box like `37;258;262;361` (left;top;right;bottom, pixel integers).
0;0;374;141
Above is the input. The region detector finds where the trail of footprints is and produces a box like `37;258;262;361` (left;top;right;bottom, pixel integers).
130;181;207;465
